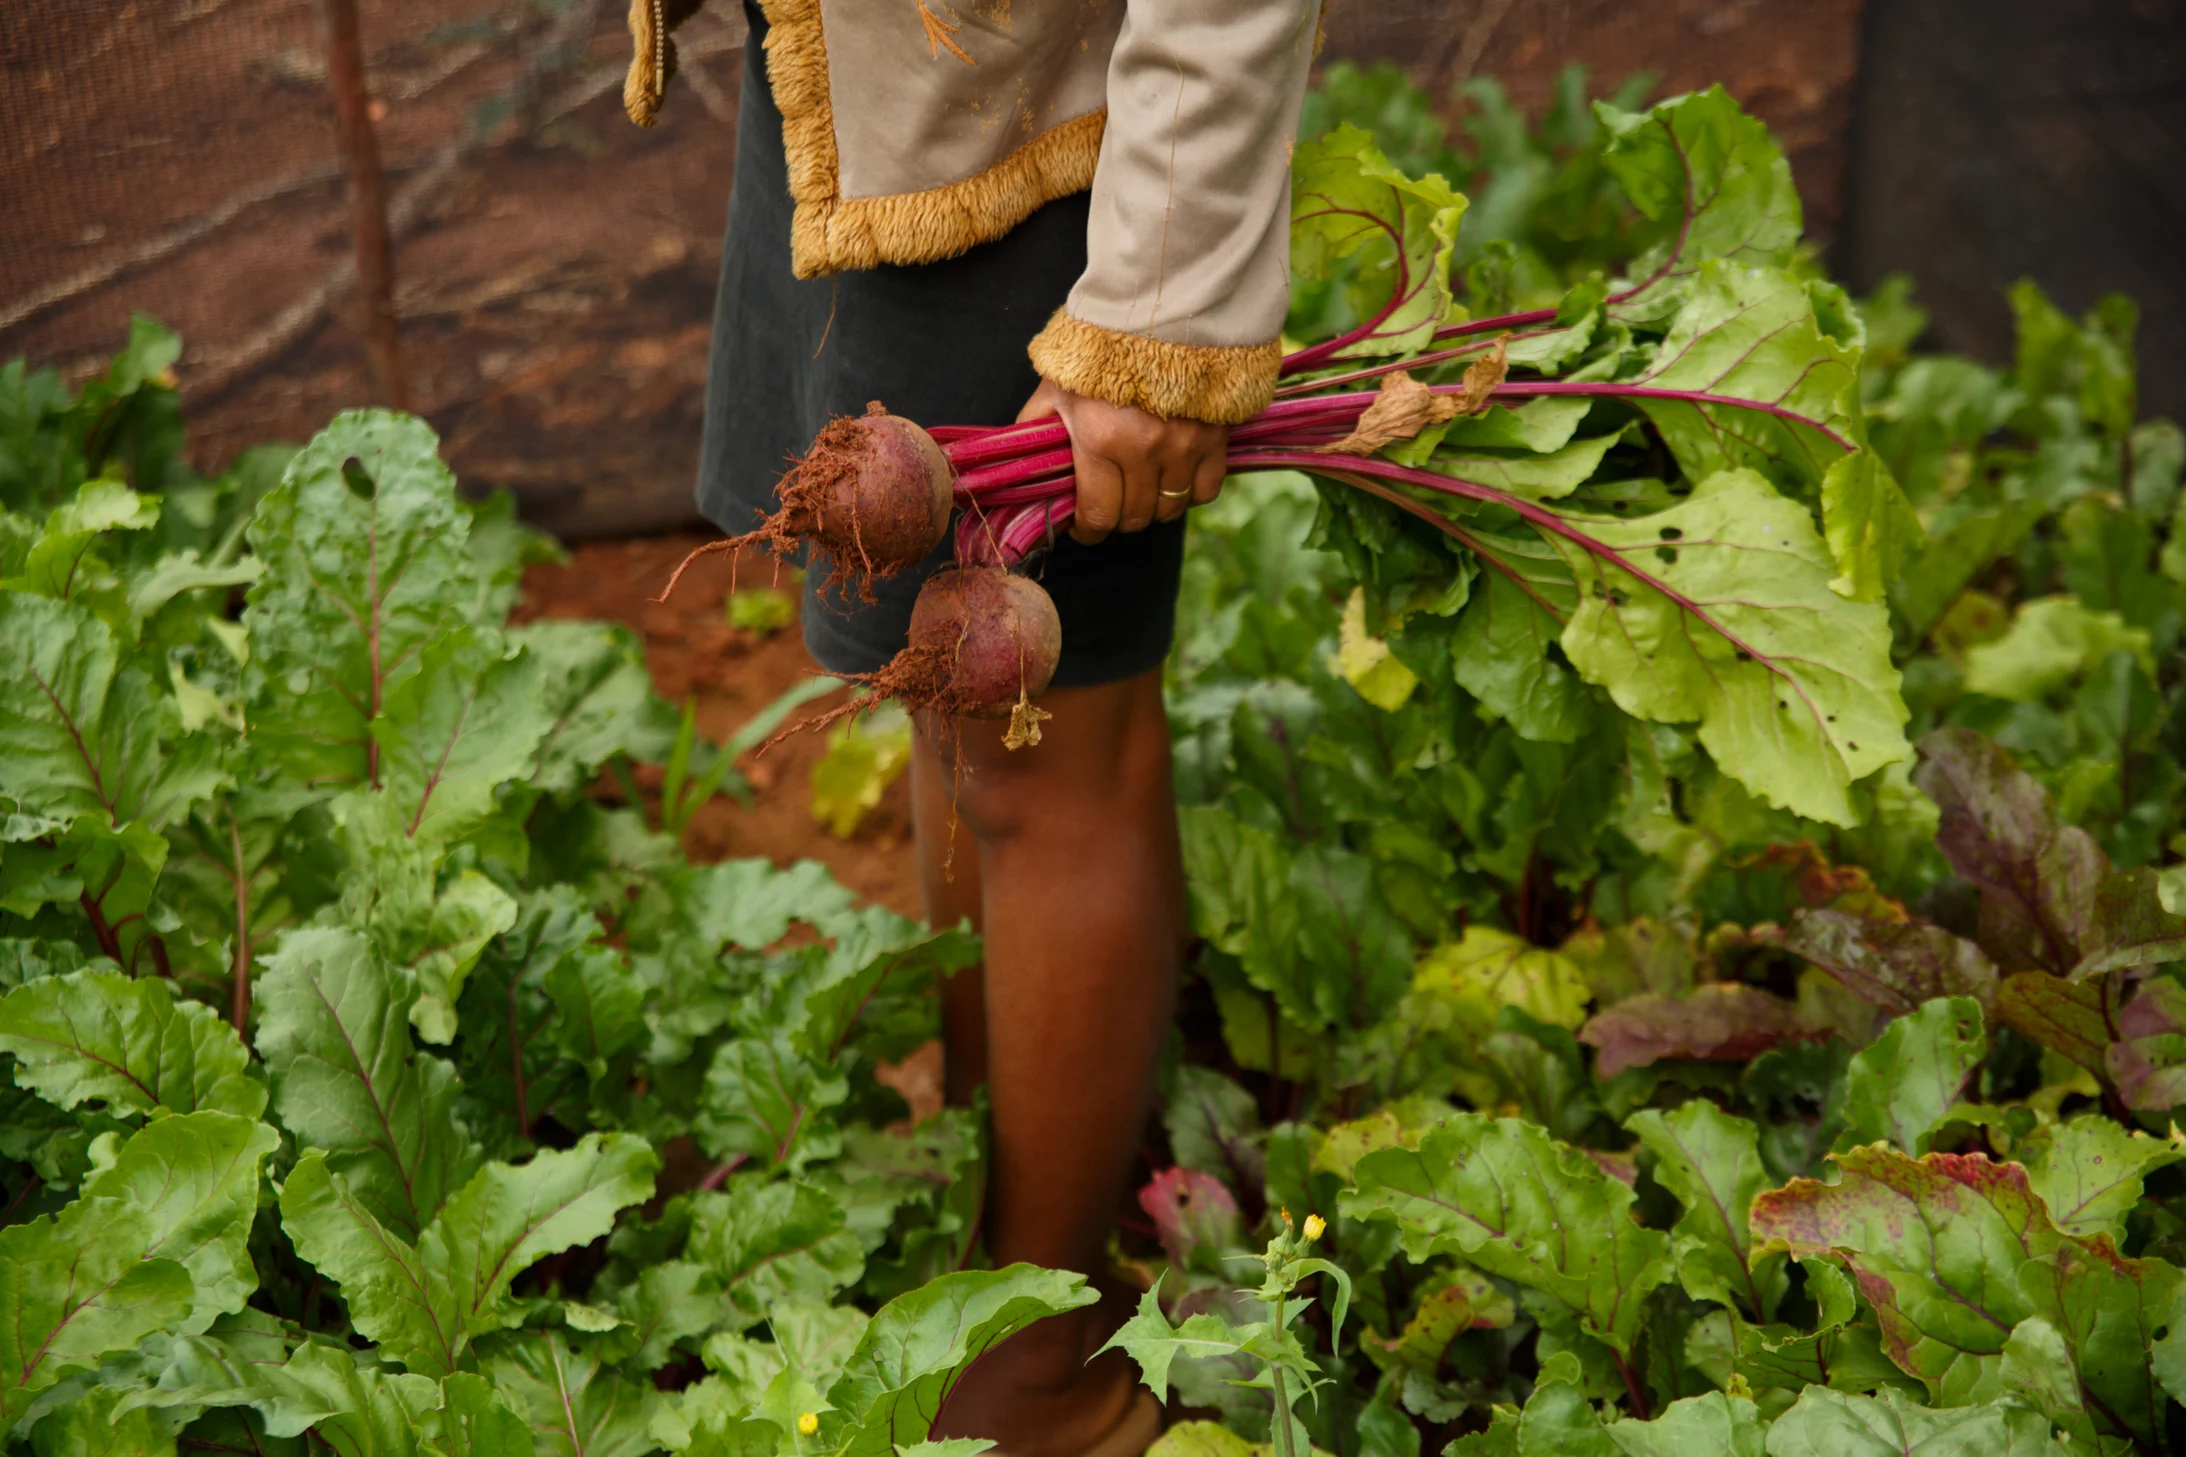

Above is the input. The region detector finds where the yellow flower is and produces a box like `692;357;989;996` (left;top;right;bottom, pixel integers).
1301;1213;1327;1243
797;1412;820;1437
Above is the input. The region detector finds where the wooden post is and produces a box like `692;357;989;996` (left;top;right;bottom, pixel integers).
321;0;409;410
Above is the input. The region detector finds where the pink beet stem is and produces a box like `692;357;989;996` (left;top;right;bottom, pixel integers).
940;377;1850;498
954;447;1076;496
945;421;1069;469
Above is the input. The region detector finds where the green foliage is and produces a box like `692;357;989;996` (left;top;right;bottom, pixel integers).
8;59;2186;1457
0;395;1073;1456
1123;62;2186;1457
726;586;795;638
810;704;912;840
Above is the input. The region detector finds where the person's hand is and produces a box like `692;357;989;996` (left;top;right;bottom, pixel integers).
1017;380;1227;545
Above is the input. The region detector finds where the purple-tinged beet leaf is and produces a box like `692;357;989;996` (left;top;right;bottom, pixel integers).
1580;982;1807;1078
2106;976;2186;1113
1914;728;2186;980
1750;1146;2059;1405
1772;904;1997;1016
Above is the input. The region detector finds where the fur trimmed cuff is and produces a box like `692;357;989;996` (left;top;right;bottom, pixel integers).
1027;310;1282;425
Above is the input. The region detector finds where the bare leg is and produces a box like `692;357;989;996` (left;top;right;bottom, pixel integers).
919;668;1183;1454
911;729;988;1109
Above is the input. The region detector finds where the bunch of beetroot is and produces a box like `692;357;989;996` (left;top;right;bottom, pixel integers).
659;218;1837;744
656;323;1534;739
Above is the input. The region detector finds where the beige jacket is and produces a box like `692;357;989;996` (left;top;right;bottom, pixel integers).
626;0;1321;423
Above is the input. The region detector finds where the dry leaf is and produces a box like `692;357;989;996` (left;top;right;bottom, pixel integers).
1449;334;1510;414
1004;692;1051;750
1313;336;1508;456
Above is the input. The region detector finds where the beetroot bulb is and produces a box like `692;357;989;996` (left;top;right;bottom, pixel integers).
905;567;1062;720
655;404;954;602
760;567;1064;754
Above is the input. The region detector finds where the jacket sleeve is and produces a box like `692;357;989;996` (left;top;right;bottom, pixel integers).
1026;0;1322;424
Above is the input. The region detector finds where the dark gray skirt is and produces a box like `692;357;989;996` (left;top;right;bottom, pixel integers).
695;2;1184;687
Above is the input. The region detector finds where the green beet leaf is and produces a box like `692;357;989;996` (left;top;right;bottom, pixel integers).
254;926;483;1239
241;410;473;794
481;1331;662;1457
327;815;522;1045
1962;596;2150;703
1180;807;1415;1034
274;1153;457;1377
1610;262;1921;603
400;869;519;1047
452;887;642;1155
1997;1316;2082;1437
1837;996;1986;1156
0;1194;194;1420
1165;1066;1267;1196
1411;926;1590;1045
1625;1100;1783;1320
369;627;550;847
783;906;976;1065
0;594;216;830
1731;1257;1903;1399
1891;501;2045;646
1994;971;2113;1077
79;1112;278;1333
1342;1114;1674;1356
0;813;188;977
513;619;677;796
251;1341;440;1454
1517;1383;1764;1456
1447;539;1590;743
1290;125;1467;360
1761;1386;2066;1456
27;1382;179;1457
104;1308;300;1428
824;1265;1098;1457
0;968;262;1119
1429;433;1622;503
2017;1116;2182;1242
696;1032;848;1174
826;1108;987;1299
1357;1268;1513;1404
418;1371;538;1457
2016;1235;2178;1452
1552;469;1909;825
2;478;161;610
674;856;863;954
604;1261;724;1374
542;941;646;1084
1595;87;1802;320
1621;264;1854;478
280;1131;656;1377
682;1176;866;1330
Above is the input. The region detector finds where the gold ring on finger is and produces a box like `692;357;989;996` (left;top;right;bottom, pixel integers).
1158;486;1192;500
